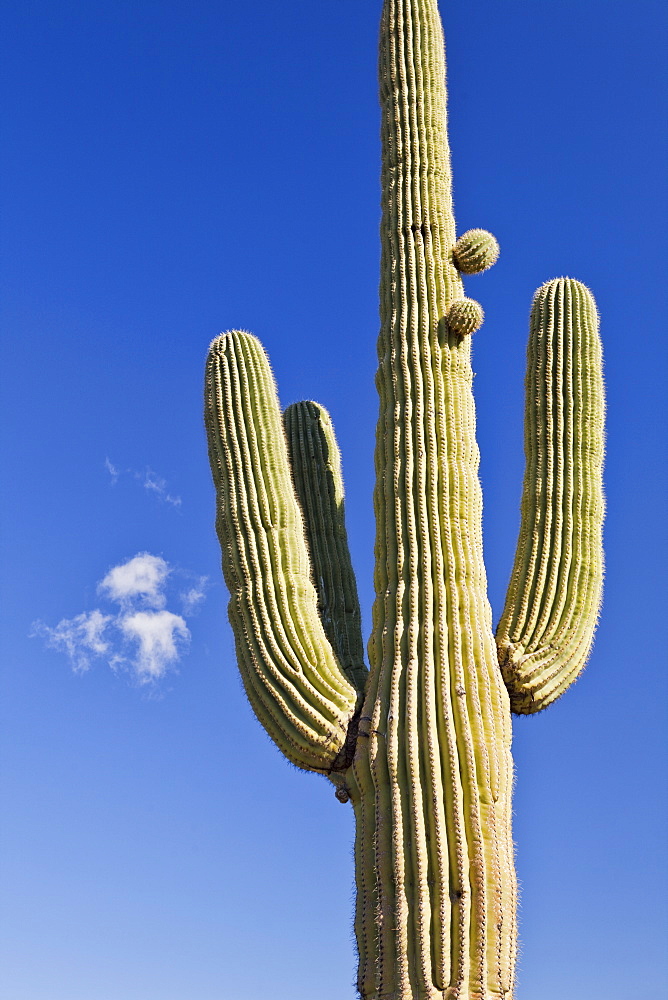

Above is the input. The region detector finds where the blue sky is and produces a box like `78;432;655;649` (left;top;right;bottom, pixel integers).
1;1;667;998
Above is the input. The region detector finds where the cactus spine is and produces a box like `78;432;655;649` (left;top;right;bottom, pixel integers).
204;1;605;997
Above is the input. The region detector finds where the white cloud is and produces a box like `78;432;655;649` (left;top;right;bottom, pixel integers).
33;553;205;686
31;610;112;674
108;653;126;673
180;577;208;615
99;553;169;609
104;460;181;508
140;469;182;508
119;610;190;682
105;457;120;485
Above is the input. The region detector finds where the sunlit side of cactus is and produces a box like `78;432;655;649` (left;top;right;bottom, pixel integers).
204;1;604;997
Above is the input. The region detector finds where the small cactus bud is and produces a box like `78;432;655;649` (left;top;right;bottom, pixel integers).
447;298;484;336
453;229;500;274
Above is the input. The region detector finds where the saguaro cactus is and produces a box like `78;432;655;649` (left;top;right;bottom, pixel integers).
204;1;605;997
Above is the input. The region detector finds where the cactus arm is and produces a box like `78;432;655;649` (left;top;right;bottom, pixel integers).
283;401;368;695
496;278;605;715
349;2;516;996
204;331;358;773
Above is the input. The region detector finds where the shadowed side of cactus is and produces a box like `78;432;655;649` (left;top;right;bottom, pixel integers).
204;1;605;997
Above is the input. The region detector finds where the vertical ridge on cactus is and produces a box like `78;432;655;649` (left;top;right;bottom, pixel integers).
204;2;605;997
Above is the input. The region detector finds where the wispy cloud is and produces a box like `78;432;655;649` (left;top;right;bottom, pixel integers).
104;459;182;508
32;553;203;685
140;469;182;508
105;457;120;485
31;610;112;674
179;576;209;616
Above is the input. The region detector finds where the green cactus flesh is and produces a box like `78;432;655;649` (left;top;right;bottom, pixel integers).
203;1;605;997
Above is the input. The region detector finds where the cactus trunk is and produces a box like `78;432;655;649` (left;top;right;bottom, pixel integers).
347;3;515;996
204;1;605;997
